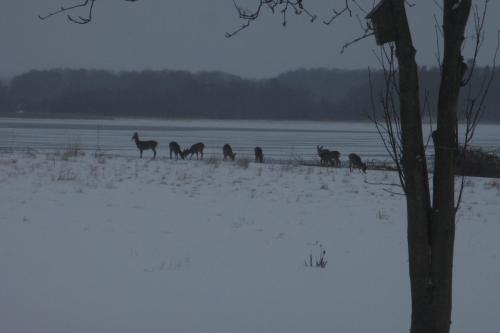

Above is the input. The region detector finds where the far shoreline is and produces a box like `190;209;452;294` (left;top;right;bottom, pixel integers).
1;113;498;125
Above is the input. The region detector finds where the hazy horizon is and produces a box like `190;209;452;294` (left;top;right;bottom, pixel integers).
0;65;377;81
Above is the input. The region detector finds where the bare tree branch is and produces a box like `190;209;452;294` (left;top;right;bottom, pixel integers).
455;28;499;211
368;44;408;194
323;0;352;25
422;89;435;153
39;0;137;24
461;0;490;86
226;0;317;38
434;14;443;70
341;30;375;53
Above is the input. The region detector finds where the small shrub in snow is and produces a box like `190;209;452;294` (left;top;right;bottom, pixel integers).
0;158;17;166
176;171;189;182
464;179;475;188
61;142;84;161
290;153;307;166
89;164;100;179
456;147;500;178
56;166;78;181
280;163;293;173
484;179;500;190
94;151;107;164
206;156;220;168
305;244;327;268
236;158;250;169
376;209;389;220
23;148;37;159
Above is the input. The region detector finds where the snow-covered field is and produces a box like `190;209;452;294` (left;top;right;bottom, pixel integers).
1;151;499;333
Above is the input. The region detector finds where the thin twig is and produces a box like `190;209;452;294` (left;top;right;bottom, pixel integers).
226;0;316;38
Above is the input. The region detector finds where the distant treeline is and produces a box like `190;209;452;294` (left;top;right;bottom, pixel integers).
0;67;498;121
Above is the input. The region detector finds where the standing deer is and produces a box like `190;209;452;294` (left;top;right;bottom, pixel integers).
348;153;367;173
223;144;236;161
169;141;184;160
254;146;263;163
317;145;341;167
132;132;157;159
185;142;205;160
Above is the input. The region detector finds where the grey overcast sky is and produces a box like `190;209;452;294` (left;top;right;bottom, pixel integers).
1;0;499;79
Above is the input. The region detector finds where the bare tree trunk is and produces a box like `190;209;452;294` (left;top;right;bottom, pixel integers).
431;1;471;333
391;1;433;331
392;0;472;332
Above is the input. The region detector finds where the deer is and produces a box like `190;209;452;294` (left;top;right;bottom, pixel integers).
132;132;157;159
185;142;205;160
348;153;367;173
254;146;263;163
169;141;184;160
317;145;341;167
223;144;236;161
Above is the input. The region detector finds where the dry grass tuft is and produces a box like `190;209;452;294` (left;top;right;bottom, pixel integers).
61;141;84;160
56;166;78;181
484;179;500;190
206;156;221;168
236;158;250;169
376;209;389;220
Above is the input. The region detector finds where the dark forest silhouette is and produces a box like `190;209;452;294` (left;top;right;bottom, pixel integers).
0;67;498;121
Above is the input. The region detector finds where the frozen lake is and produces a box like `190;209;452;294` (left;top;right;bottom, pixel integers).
0;117;499;162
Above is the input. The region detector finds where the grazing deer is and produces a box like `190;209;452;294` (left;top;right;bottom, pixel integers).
348;153;367;173
185;142;205;160
254;146;263;163
132;132;157;159
169;141;184;160
317;145;341;167
223;144;236;161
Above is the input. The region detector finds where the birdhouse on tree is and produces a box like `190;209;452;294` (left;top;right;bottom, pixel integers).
366;0;398;45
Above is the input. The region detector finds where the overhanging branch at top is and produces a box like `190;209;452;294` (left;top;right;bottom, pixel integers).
225;0;317;38
39;0;138;24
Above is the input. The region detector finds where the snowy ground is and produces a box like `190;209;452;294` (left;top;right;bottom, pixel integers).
0;151;499;333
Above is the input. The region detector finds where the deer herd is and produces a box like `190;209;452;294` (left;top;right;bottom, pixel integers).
132;132;367;173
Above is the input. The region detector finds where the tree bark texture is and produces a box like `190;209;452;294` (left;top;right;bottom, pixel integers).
431;1;471;333
390;1;472;332
390;0;433;330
